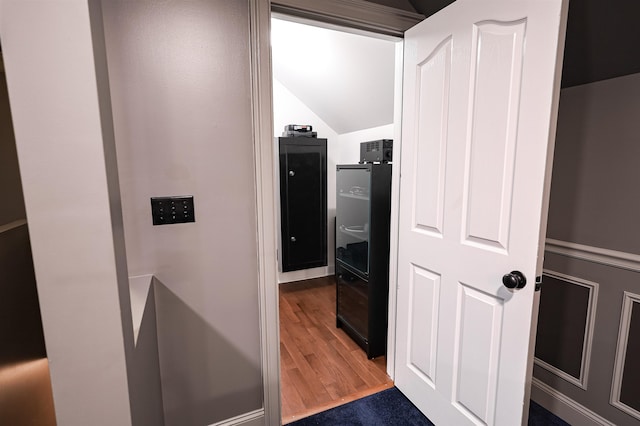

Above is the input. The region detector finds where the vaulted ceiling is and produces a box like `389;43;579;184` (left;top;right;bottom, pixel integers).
272;18;396;135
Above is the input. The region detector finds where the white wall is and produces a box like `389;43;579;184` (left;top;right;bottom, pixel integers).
101;1;263;424
271;18;396;135
336;124;394;165
273;79;340;144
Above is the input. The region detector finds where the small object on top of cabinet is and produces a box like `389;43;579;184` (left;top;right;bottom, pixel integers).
336;163;392;359
279;137;327;272
359;139;393;163
282;124;317;138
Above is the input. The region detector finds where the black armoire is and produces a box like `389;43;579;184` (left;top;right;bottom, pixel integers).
335;163;392;358
279;137;327;272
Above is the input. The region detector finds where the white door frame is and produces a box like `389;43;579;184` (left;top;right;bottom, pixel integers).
386;40;405;383
249;0;282;424
250;0;423;423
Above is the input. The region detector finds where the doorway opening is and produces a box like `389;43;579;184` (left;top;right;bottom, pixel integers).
270;16;402;423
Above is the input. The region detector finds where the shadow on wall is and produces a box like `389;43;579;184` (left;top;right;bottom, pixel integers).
152;278;263;426
129;278;165;426
546;88;590;245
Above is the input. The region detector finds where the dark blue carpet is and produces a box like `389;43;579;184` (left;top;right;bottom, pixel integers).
529;399;570;425
289;387;570;426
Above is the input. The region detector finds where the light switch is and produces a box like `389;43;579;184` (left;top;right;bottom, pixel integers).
150;196;195;225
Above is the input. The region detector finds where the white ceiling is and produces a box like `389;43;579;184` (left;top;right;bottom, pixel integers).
271;18;397;135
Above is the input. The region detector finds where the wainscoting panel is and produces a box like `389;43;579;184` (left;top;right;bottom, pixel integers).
539;72;640;426
534;271;598;389
610;292;640;421
534;246;640;426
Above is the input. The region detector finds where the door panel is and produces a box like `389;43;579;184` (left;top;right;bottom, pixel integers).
462;20;526;252
408;264;440;386
286;150;324;265
454;284;503;424
413;37;451;237
395;0;567;424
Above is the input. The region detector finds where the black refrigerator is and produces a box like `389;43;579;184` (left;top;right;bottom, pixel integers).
335;163;392;359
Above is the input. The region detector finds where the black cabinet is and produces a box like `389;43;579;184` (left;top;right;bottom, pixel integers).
279;137;327;272
336;163;392;358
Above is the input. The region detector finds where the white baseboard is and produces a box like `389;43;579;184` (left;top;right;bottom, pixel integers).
209;409;265;426
278;265;335;283
531;378;616;426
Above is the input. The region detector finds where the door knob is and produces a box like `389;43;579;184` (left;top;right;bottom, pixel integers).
502;270;527;289
290;236;296;242
289;170;295;176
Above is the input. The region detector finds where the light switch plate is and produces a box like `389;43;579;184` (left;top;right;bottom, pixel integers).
150;196;195;225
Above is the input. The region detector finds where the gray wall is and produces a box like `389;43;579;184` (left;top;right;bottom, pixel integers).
534;72;640;425
1;1;139;424
546;73;640;254
100;1;263;424
2;1;263;424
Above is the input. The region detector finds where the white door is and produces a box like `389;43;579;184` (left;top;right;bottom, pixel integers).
394;0;568;424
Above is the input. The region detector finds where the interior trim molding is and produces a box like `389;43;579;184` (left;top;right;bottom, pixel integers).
545;239;640;273
209;408;265;426
531;377;616;426
534;270;599;390
271;0;425;37
385;41;405;381
250;0;282;424
0;219;27;235
610;291;640;421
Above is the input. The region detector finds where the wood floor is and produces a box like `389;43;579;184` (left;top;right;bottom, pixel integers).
279;276;393;424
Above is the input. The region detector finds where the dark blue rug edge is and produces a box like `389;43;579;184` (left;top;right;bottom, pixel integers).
288;387;569;426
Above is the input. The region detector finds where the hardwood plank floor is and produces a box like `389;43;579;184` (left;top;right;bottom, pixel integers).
279;276;393;424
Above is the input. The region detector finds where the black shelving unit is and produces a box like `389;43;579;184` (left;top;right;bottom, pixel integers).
335;163;392;359
279;137;327;272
